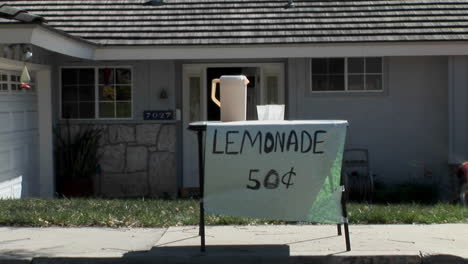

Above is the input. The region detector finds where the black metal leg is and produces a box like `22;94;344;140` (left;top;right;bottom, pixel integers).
340;166;351;251
197;130;206;252
344;222;351;251
337;224;342;236
341;197;351;251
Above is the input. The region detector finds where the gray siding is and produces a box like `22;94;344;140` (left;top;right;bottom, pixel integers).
289;56;449;186
448;56;468;165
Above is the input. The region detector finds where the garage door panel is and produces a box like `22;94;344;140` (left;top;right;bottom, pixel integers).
0;69;38;198
0;131;37;143
0;150;10;175
11;146;25;175
0;112;9;133
11;111;25;132
0;95;36;104
26;141;39;196
25;111;38;130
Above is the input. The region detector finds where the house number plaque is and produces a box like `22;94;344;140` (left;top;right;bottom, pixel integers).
143;110;174;120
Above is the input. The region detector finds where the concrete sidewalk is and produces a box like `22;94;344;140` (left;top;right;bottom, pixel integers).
0;224;467;263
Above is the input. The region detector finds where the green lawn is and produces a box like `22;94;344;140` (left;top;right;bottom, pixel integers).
0;199;466;227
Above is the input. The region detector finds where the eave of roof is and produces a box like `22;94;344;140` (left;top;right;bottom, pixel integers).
0;23;96;59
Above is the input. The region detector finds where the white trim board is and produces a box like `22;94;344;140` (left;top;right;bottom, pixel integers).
0;24;95;60
95;42;468;60
0;57;50;71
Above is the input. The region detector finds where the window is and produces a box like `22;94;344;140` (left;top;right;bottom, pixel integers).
61;67;132;119
10;73;22;92
0;72;8;92
0;70;35;93
311;57;383;92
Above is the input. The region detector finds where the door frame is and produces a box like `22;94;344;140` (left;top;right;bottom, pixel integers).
181;62;285;188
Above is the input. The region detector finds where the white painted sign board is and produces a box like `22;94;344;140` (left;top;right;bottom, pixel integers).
204;120;348;223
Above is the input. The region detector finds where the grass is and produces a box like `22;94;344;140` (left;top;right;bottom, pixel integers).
0;199;466;228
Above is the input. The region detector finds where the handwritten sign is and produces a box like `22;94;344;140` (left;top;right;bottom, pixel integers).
143;110;174;120
204;120;348;223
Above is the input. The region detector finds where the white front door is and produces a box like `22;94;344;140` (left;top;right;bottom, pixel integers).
182;63;285;188
182;65;206;188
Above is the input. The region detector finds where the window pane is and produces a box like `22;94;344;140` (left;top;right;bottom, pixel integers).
62;103;79;119
99;85;115;100
348;75;365;90
366;75;382;90
62;86;78;101
61;69;78;85
79;85;95;101
116;102;131;118
1;74;7;81
116;86;131;100
348;58;364;73
99;68;114;85
99;102;115;118
11;84;20;91
366;58;382;73
116;69;131;84
329;58;345;74
329;75;345;90
10;74;20;82
312;59;327;74
312;75;328;91
78;69;95;85
79;102;95;119
1;83;8;91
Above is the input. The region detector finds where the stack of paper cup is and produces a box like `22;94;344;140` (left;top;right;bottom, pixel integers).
257;104;285;120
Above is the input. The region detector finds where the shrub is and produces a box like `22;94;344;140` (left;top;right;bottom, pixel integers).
372;181;438;204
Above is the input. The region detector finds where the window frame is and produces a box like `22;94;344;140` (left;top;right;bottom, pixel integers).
59;66;134;120
309;57;384;93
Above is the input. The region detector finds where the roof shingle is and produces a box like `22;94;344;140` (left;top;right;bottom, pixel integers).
2;0;468;46
0;3;44;23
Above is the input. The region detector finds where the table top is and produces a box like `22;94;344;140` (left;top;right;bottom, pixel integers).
188;120;348;131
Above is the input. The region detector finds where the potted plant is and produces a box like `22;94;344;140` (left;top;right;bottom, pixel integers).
55;122;103;197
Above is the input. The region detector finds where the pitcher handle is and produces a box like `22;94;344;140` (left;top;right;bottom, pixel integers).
211;78;221;107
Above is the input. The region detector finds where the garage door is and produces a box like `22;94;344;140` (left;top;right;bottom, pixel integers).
0;69;39;198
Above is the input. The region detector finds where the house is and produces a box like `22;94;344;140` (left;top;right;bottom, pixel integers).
0;0;467;200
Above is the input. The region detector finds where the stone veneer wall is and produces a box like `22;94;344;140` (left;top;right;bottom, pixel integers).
59;123;177;198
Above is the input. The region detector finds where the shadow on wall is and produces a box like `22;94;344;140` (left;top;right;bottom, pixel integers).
371;181;439;204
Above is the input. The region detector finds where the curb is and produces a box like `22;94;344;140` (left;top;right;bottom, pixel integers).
0;255;463;264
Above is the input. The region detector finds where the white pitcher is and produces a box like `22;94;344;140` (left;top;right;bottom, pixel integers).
211;75;249;122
